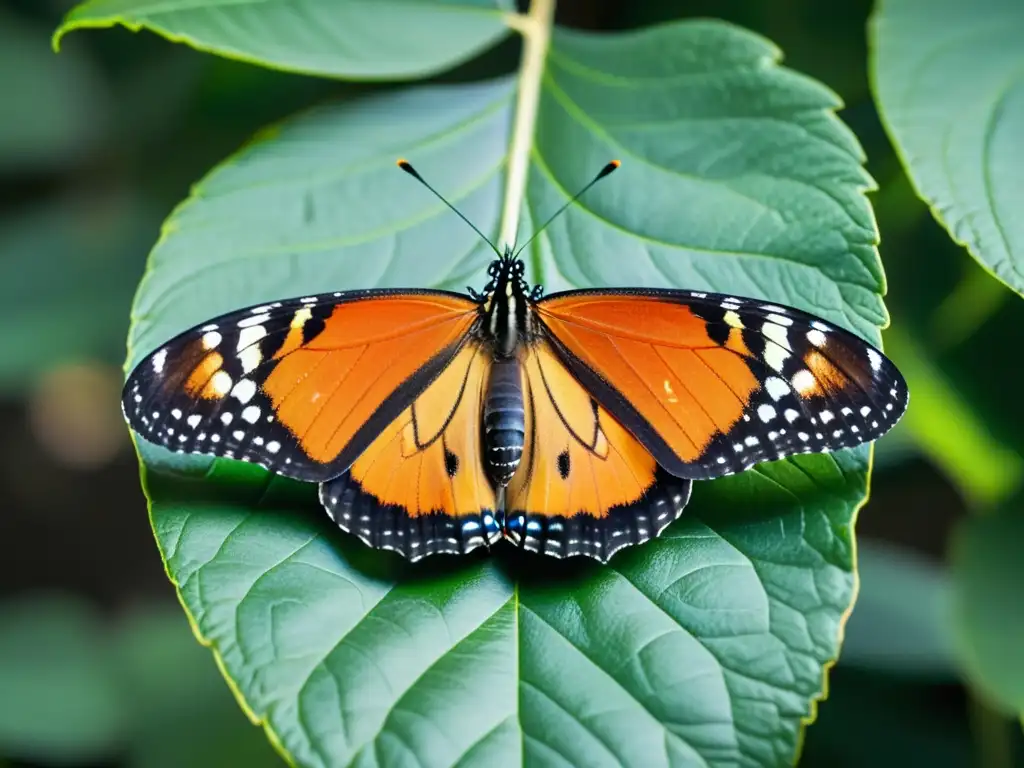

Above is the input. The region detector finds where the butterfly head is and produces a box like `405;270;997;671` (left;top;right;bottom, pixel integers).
481;249;533;357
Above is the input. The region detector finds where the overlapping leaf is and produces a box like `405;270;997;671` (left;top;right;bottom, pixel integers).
54;0;514;80
870;0;1024;295
950;507;1024;716
123;19;886;768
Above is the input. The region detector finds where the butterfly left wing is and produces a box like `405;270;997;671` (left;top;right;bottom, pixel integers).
123;290;479;481
505;340;692;562
320;340;500;560
535;289;908;480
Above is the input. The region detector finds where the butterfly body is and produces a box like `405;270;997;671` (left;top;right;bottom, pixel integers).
122;163;908;564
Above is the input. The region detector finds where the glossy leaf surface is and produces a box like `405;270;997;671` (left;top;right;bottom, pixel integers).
871;0;1024;295
55;0;514;80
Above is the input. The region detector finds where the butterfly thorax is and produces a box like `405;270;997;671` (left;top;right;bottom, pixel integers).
478;253;536;359
475;253;536;486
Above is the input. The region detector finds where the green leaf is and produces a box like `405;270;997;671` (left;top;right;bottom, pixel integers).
54;0;515;80
0;596;126;763
950;506;1024;716
129;19;889;767
870;0;1024;295
841;540;955;678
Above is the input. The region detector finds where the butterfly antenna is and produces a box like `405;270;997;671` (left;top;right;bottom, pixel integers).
513;160;620;259
397;159;500;257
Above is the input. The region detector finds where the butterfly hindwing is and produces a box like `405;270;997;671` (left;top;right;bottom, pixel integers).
505;340;692;562
536;289;908;480
320;340;500;559
123;290;480;481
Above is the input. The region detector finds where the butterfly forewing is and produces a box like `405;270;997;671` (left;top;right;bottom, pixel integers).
123;290;480;481
536;288;907;480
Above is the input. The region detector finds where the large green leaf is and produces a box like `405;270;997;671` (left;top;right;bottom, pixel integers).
54;0;514;80
128;20;887;767
870;0;1024;296
950;506;1024;716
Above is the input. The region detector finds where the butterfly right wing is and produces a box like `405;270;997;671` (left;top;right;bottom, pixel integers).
122;290;480;482
505;340;692;562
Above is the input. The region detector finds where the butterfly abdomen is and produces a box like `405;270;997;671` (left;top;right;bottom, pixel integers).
483;358;525;487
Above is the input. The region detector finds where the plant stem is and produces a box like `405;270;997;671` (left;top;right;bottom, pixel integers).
500;0;555;250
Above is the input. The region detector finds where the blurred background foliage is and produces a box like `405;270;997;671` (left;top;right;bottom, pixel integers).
0;0;1021;766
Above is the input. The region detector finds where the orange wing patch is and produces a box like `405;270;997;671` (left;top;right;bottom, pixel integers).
538;295;758;463
504;341;690;562
319;341;499;560
262;295;478;464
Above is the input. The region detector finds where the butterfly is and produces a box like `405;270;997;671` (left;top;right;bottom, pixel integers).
122;159;908;563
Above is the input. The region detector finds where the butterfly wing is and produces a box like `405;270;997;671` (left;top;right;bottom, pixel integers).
535;289;907;480
504;340;692;562
320;340;499;560
123;290;480;482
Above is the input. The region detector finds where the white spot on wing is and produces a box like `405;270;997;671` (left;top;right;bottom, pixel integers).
820;410;834;424
238;313;269;328
187;414;201;428
238;345;262;373
806;329;827;347
241;405;261;423
762;322;790;349
237;325;266;351
766;313;793;327
151;348;168;373
757;404;777;423
231;379;257;404
267;440;281;454
202;331;222;350
791;369;816;394
765;376;789;401
210;370;233;396
867;348;882;372
764;342;789;373
220;412;233;425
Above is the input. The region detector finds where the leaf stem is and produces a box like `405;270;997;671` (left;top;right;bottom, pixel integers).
500;0;555;250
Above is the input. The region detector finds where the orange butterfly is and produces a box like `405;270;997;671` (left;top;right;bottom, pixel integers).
123;160;908;562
